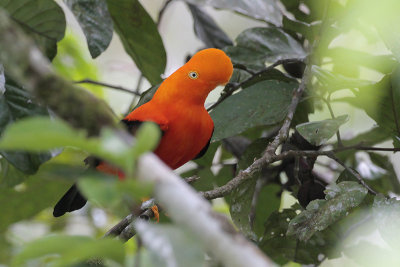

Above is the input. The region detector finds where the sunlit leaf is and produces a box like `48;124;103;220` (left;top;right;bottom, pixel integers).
65;0;113;58
296;115;349;146
0;0;66;59
211;80;297;141
287;181;368;241
106;0;166;85
12;235;125;267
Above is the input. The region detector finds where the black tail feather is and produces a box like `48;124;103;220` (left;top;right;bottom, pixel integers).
53;184;87;217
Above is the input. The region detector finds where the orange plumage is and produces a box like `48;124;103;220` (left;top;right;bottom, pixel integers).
53;48;233;217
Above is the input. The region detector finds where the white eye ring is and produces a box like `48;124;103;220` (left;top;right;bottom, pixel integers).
188;71;199;79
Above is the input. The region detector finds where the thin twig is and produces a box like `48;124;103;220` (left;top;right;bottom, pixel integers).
74;79;141;96
323;93;343;147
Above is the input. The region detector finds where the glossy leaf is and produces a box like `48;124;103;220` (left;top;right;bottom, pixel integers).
136;222;205;267
12;235;125;267
0;0;66;59
106;0;166;85
296;115;349;146
188;4;232;49
0;80;51;174
211;80;297;141
182;0;283;26
287;181;368;241
225;27;306;70
0;117;160;174
65;0;113;58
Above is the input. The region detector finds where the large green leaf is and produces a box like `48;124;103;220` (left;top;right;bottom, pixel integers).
0;174;69;233
0;157;27;188
0;80;51;174
0;117;161;175
11;235;125;267
287;181;368;241
65;0;113;58
260;208;338;265
210;80;297;141
296;115;349;146
225;27;306;70
187;4;232;49
0;0;66;59
136;222;205;267
182;0;283;26
106;0;166;85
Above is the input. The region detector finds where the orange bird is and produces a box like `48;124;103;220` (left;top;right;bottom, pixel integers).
53;48;233;217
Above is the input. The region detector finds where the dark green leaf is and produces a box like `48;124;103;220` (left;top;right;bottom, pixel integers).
260;208;338;265
0;0;66;59
136;222;205;267
182;0;282;26
0;157;27;188
0;80;51;174
287;181;368;241
225;27;306;71
187;4;232;49
133;84;160;110
296;115;349;146
230;181;281;240
106;0;166;85
238;138;270;170
12;235;125;266
211;80;297;141
65;0;113;58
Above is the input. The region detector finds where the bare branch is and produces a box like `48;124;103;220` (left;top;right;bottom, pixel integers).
75;79;141;96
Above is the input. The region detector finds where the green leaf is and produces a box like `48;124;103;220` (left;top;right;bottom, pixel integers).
238;138;270;170
225;27;306;70
0;0;66;59
133;84;160;110
136;222;205;267
260;208;338;265
187;4;232;49
230;181;281;240
0;80;51;174
0;157;28;188
65;0;113;58
182;0;283;26
287;181;368;241
12;235;125;267
338;76;398;133
373;195;400;250
296;115;349;146
78;174;153;209
106;0;166;85
312;65;375;92
0;175;69;233
211;80;297;141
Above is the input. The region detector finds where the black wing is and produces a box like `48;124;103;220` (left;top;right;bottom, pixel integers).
193;128;214;160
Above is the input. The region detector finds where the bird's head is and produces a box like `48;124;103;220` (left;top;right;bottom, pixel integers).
154;48;233;105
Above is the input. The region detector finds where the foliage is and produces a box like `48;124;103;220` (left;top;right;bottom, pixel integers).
1;0;400;266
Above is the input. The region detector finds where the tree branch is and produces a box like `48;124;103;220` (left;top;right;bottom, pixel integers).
75;79;141;96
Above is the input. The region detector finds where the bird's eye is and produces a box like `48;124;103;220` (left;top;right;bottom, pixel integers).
188;71;199;80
